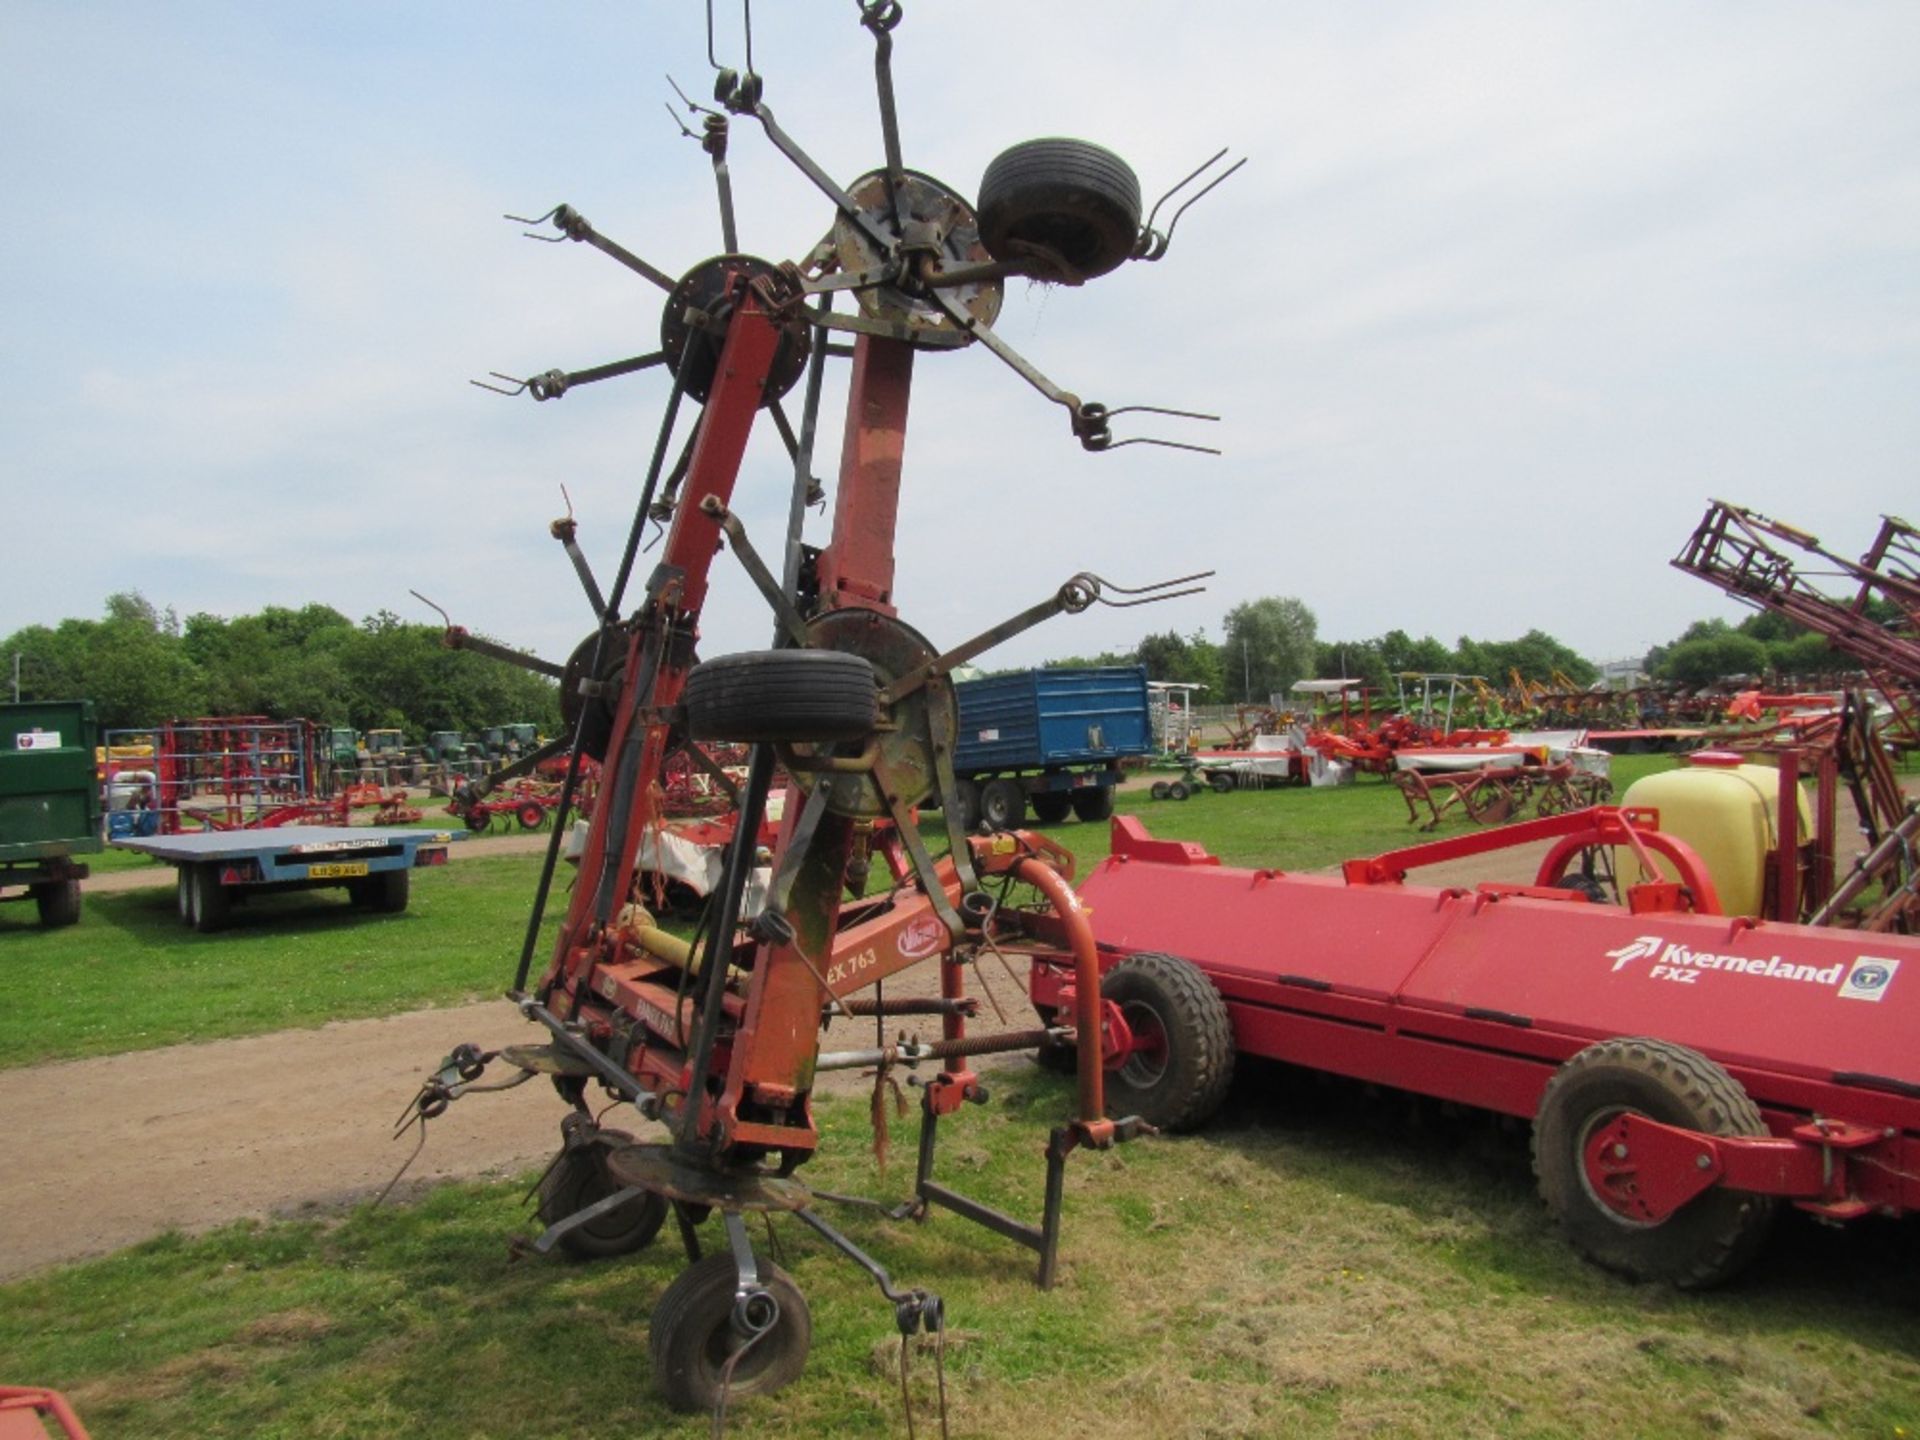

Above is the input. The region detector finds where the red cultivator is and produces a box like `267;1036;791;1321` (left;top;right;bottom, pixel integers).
405;3;1235;1419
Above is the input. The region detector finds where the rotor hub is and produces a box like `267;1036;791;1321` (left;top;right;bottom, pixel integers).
660;254;811;404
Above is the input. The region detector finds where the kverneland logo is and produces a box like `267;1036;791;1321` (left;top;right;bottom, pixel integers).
1605;935;1844;988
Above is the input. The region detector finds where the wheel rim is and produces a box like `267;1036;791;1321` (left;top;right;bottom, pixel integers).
1118;1000;1170;1087
1575;1107;1660;1228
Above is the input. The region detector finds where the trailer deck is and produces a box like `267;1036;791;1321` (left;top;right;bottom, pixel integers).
112;826;459;931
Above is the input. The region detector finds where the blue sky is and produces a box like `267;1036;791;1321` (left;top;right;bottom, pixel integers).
4;2;1916;674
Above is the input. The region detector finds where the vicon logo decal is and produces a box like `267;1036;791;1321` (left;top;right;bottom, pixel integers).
1603;935;1845;988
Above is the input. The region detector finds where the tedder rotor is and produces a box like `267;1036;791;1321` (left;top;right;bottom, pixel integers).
403;1;1241;1419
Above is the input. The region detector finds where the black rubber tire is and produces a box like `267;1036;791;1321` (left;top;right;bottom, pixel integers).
370;869;409;914
1209;772;1235;795
536;1128;667;1260
1070;785;1114;822
464;809;491;833
979;777;1027;831
1030;792;1073;825
953;778;981;832
1167;779;1191;802
34;879;81;928
191;865;230;933
1102;952;1235;1133
683;650;877;745
650;1252;811;1412
1533;1037;1774;1289
1030;1004;1077;1075
1150;780;1171;801
516;801;546;831
977;138;1141;280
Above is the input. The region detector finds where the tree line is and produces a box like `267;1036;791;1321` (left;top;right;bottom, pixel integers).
1046;596;1601;703
4;593;562;737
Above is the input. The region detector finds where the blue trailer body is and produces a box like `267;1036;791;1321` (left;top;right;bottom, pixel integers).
111;825;461;931
947;667;1150;827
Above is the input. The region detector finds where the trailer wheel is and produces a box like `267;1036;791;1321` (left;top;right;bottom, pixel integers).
190;865;230;933
1208;771;1235;794
1102;952;1235;1133
177;869;193;925
979;778;1027;831
536;1127;667;1260
1070;785;1113;822
34;879;81;928
371;869;409;914
977;138;1141;281
953;779;981;832
1030;792;1073;825
1150;780;1171;801
1167;779;1192;802
516;801;547;831
650;1252;811;1412
683;650;878;744
1533;1037;1774;1288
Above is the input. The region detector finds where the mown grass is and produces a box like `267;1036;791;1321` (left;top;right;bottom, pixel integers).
0;853;556;1067
1;1069;1914;1439
0;759;1682;1069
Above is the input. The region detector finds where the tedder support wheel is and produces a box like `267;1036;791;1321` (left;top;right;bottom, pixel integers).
977;138;1142;281
1070;785;1114;822
34;878;81;928
1030;792;1073;825
979;777;1027;831
536;1128;667;1260
649;1251;812;1412
1533;1037;1775;1288
1102;952;1234;1133
683;649;878;745
191;864;231;933
516;801;546;831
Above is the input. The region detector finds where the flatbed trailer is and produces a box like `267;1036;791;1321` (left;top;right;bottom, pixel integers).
1025;810;1920;1287
112;825;459;932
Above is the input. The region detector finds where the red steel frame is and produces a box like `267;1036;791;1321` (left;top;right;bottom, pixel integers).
1028;812;1920;1227
535;286;1114;1176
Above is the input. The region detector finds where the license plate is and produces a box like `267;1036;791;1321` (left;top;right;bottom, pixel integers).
309;862;370;879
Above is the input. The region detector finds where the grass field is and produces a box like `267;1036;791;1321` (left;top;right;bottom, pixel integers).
6;752;1920;1436
2;1070;1915;1438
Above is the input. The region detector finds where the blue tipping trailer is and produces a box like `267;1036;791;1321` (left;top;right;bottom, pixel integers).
945;666;1151;829
111;825;461;932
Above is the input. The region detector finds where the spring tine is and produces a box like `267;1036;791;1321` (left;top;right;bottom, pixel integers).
470;372;530;397
1096;584;1210;607
667;73;723;120
1144;146;1228;234
663;100;698;139
407;589;455;630
1085;568;1216;597
1094;435;1223;457
1105;403;1220;423
1163;157;1246;244
503;207;569;243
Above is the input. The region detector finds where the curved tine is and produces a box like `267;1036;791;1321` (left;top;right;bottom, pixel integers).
408;590;455;630
1085;568;1216;596
470;372;529;397
1163;157;1247;244
1096;435;1222;456
502;207;568;243
1097;585;1211;608
1105;404;1221;422
662;100;698;140
1144;147;1228;234
667;72;723;120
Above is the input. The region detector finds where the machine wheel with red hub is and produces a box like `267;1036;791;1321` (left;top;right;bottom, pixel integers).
1533;1037;1774;1288
536;1126;668;1260
649;1252;811;1411
463;808;491;833
516;801;547;831
1030;792;1072;825
1070;785;1113;822
684;649;878;744
1101;951;1234;1133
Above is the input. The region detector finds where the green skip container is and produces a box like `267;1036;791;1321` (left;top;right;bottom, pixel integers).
0;699;101;927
